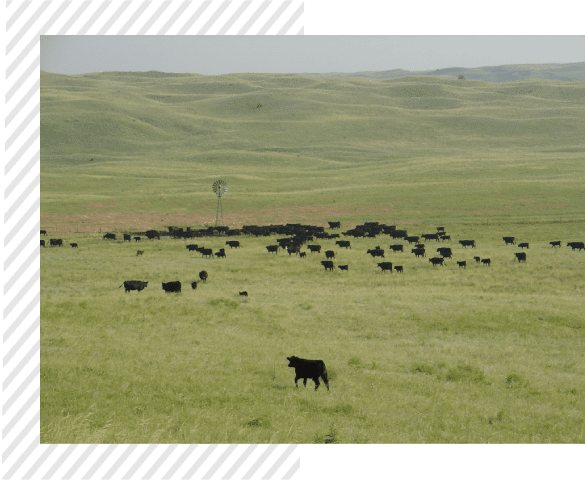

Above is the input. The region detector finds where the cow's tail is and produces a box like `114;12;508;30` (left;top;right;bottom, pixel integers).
321;362;330;389
118;284;123;289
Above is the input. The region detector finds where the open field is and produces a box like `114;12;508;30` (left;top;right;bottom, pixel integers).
40;72;585;443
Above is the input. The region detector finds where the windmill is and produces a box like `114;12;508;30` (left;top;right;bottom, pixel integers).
212;180;228;227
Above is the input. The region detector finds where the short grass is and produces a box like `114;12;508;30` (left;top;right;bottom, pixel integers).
41;230;585;443
40;71;585;443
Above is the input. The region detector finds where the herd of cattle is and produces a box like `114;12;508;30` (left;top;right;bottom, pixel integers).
41;221;583;295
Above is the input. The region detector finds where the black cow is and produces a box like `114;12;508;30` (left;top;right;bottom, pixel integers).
191;281;197;289
299;252;306;258
550;241;561;248
40;240;45;247
40;230;48;235
457;261;466;268
119;280;148;292
201;248;213;258
377;262;393;273
145;230;160;240
389;245;404;252
287;356;329;391
437;247;452;257
199;270;208;283
266;245;279;254
226;241;241;248
481;258;491;266
567;242;584;251
103;233;116;240
328;221;341;229
518;243;529;249
239;291;248;297
367;248;384;258
429;257;445;267
335;240;351;249
286;246;300;256
133;236;141;242
50;239;63;247
338;265;349;271
474;256;481;263
503;237;515;245
515;252;527;262
422;233;440;241
412;248;426;258
325;250;335;259
440;235;451;241
215;248;226;258
404;236;420;244
394;265;404;273
162;281;181;293
136;250;144;256
307;245;322;254
321;260;334;271
459;240;476;248
186;244;198;252
123;234;131;242
437;227;445;232
415;243;425;249
70;243;78;248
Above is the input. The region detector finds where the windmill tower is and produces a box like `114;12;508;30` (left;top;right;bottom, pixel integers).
212;180;228;227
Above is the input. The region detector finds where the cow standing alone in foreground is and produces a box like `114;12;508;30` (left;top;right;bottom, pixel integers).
287;356;329;391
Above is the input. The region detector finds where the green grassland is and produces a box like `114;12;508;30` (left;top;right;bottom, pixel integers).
40;71;585;443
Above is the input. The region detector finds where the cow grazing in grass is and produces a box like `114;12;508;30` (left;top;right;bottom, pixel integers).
338;265;349;271
266;245;279;254
481;258;491;266
367;248;384;258
136;250;144;256
239;291;248;297
429;257;445;267
287;356;329;391
394;265;404;273
191;281;197;290
474;256;481;263
328;221;341;229
457;261;466;269
162;281;181;293
201;248;213;258
503;237;515;245
377;262;393;273
119;280;148;292
404;236;420;244
40;240;45;247
412;248;426;258
335;240;351;249
123;234;131;242
186;244;198;252
70;243;78;248
567;242;584;251
325;250;336;260
226;241;241;248
321;260;334;271
199;270;208;283
215;248;226;258
133;236;141;242
389;244;404;252
437;247;452;258
307;245;322;254
515;252;527;262
518;243;529;249
145;230;160;240
459;240;476;248
422;233;440;241
50;239;63;247
40;230;48;235
103;233;116;240
437;227;445;232
299;252;306;258
550;241;561;248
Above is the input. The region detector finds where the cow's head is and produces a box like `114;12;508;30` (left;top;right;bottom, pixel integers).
287;356;299;367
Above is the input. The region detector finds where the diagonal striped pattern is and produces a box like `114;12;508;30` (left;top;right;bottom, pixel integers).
3;0;303;479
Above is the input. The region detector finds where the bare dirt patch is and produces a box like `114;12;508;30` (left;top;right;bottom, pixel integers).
41;204;415;235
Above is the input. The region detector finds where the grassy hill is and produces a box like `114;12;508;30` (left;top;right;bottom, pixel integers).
41;71;585;230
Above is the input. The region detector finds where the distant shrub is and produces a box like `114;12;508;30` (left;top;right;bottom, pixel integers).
505;373;526;388
412;363;436;375
347;356;362;368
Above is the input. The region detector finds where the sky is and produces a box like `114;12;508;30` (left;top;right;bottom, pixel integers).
40;35;585;76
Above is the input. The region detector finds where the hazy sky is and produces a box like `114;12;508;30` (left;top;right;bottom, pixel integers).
41;36;585;76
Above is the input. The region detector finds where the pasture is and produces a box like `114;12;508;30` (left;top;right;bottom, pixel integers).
40;71;585;443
